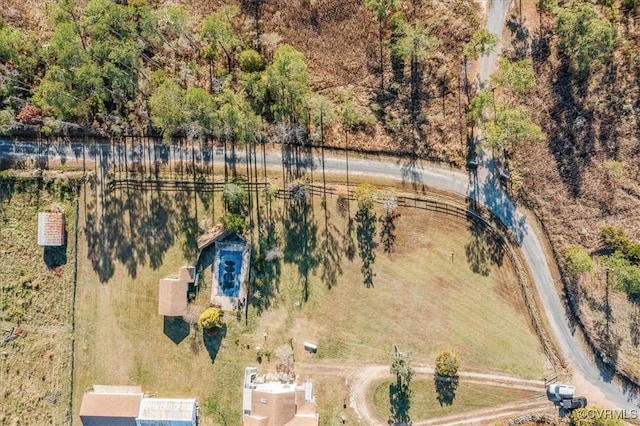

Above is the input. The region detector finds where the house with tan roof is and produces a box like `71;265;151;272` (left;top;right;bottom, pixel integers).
79;385;143;426
158;266;195;317
242;367;319;426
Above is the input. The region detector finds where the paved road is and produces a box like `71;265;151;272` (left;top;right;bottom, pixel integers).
2;136;639;411
1;0;639;415
475;0;640;413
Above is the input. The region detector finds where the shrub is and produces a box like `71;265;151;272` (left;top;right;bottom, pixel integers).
604;160;624;179
435;349;459;377
564;246;593;276
221;213;246;234
601;225;630;254
262;184;277;203
238;49;264;73
603;254;640;297
288;181;308;205
0;108;14;135
256;346;271;363
16;105;42;125
627;244;640;266
223;182;247;214
199;307;223;330
355;183;375;211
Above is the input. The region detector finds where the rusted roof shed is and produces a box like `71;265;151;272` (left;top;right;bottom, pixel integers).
196;224;227;250
37;212;65;246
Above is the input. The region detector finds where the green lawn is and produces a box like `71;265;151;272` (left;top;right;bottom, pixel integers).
372;379;540;422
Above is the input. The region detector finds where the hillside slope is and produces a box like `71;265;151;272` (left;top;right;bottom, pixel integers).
508;0;640;384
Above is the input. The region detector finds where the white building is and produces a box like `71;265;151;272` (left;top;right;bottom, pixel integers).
242;367;318;426
79;386;197;426
136;398;198;426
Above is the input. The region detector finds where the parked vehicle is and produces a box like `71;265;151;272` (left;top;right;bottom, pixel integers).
547;383;575;402
561;397;587;410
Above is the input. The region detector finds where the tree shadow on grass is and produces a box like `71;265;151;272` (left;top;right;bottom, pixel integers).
84;183;193;283
434;375;459;407
344;218;356;262
146;190;176;270
203;324;227;363
380;210;400;255
468;223;504;276
319;221;343;290
389;382;411;425
283;191;319;302
175;189;201;261
85;196;115;283
465;232;491;276
251;218;282;313
163;316;190;345
465;184;505;277
355;206;377;287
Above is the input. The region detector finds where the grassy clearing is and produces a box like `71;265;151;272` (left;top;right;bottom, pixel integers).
0;176;77;425
270;204;545;378
73;178;546;425
372;379;540;422
74;184;255;426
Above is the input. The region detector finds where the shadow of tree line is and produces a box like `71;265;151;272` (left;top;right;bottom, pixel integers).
250;216;283;314
282;188;320;302
84;182;200;283
356;203;378;288
465;194;505;277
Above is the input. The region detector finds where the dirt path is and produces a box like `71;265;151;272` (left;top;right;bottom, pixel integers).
296;362;547;425
413;398;550;426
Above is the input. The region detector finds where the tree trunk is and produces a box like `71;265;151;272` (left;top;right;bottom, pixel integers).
411;54;418;121
320;110;328;231
245;140;253;228
345;131;350;219
223;137;228;182
379;19;385;91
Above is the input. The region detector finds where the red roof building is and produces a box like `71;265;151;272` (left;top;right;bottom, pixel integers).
37;212;65;246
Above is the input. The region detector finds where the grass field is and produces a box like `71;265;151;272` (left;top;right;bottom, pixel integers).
372;379;540;422
0;175;77;425
72;177;546;425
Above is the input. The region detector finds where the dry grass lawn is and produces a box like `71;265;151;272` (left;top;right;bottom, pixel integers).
72;178;546;425
372;379;541;422
0;177;76;426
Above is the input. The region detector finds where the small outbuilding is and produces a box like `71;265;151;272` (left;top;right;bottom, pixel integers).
136;398;198;426
37;212;65;246
79;385;144;426
158;266;194;317
197;223;228;251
